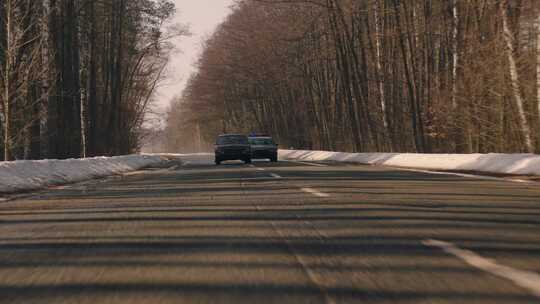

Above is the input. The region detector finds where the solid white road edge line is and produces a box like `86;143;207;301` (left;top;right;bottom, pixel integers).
402;168;532;184
301;187;330;198
423;239;540;298
286;158;533;184
270;173;282;179
289;160;329;167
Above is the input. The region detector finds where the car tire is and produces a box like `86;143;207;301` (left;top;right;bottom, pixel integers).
271;155;278;162
244;158;252;164
215;158;221;165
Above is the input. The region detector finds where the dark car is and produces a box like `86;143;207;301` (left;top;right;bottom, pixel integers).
214;134;252;165
248;136;278;162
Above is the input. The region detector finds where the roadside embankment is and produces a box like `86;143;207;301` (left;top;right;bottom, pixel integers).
279;150;540;177
0;155;165;194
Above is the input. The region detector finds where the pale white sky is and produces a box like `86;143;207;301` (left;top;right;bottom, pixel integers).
155;0;235;110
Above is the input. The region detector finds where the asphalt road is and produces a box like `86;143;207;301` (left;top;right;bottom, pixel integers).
1;154;540;303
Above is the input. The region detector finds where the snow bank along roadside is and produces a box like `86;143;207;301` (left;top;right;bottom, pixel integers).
279;150;540;177
0;155;165;194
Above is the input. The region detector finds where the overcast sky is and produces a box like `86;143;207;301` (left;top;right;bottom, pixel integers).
155;0;235;110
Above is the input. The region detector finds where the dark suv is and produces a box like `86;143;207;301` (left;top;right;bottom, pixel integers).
214;134;252;165
249;136;278;162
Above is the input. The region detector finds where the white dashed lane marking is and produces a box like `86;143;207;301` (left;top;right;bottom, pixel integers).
424;239;540;299
301;187;330;198
249;164;266;171
251;165;281;178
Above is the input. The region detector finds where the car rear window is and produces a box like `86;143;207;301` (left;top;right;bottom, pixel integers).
217;136;248;145
249;138;274;145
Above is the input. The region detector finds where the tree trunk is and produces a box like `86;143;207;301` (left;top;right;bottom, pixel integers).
27;90;41;160
501;0;534;153
373;0;389;150
3;0;12;161
86;0;98;157
451;0;459;110
392;0;426;152
537;13;540;152
47;0;60;158
64;0;82;158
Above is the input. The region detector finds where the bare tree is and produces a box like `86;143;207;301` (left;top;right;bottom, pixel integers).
501;0;534;152
0;0;45;160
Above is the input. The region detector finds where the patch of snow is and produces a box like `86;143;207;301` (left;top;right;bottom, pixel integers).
279;150;540;176
153;153;212;157
0;155;165;194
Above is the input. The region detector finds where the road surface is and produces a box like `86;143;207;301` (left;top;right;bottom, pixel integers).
1;154;540;303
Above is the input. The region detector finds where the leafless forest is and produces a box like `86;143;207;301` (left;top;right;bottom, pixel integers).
0;0;184;160
166;0;540;154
